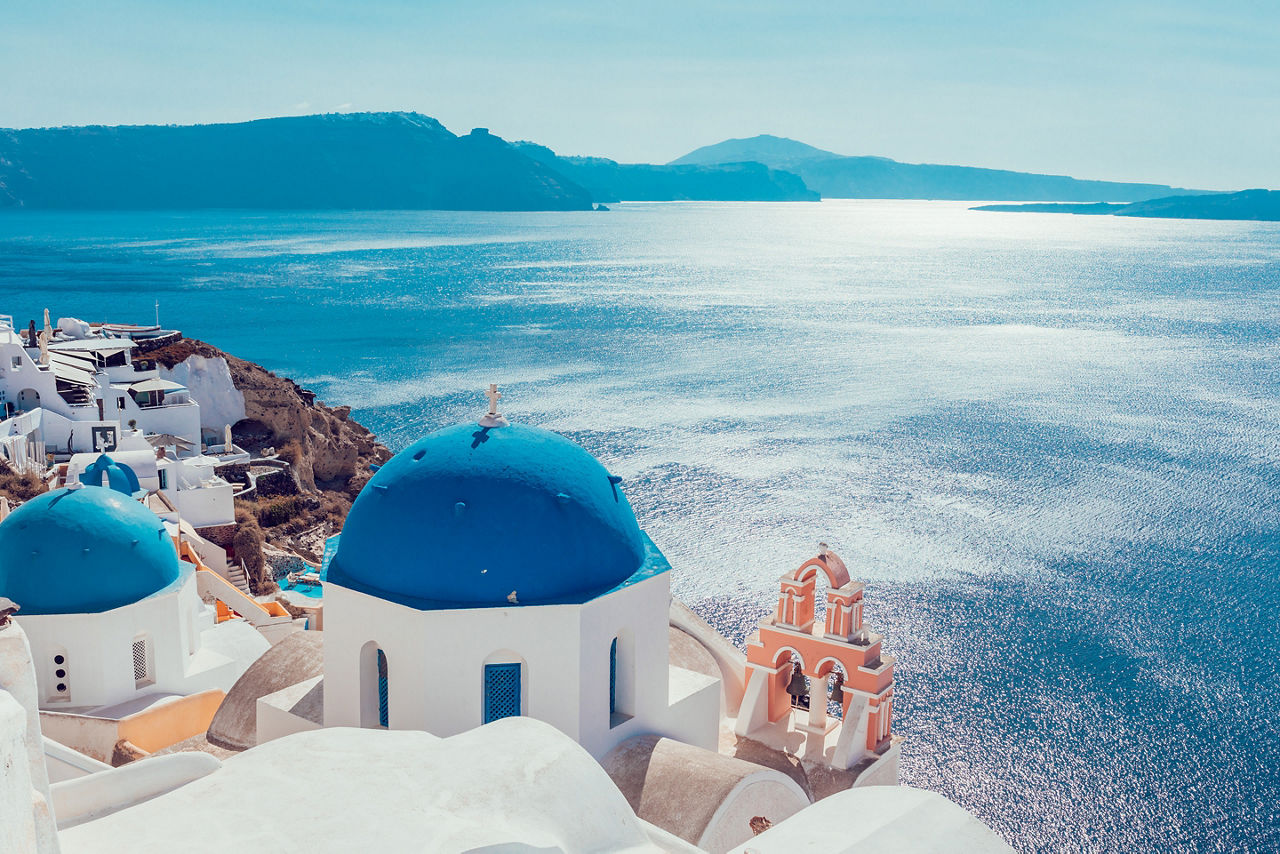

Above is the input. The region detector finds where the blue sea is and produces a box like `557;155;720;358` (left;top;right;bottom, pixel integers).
2;201;1278;851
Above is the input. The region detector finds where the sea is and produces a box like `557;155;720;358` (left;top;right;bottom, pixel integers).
2;201;1277;852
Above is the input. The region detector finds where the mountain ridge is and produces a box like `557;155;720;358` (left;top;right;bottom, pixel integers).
672;134;1209;202
513;141;818;202
0;113;594;211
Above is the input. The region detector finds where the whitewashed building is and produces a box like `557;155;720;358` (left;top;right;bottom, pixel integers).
64;431;235;529
0;477;266;713
0;313;201;466
317;396;719;758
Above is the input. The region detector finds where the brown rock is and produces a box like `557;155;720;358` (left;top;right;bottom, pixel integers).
147;338;392;560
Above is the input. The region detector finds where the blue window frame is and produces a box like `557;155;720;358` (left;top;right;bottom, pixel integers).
376;649;389;728
484;663;521;724
609;638;618;714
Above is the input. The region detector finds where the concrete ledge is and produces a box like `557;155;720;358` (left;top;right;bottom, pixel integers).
729;784;1015;854
52;750;221;830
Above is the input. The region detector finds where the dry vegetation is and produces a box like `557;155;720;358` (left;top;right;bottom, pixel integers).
0;468;45;502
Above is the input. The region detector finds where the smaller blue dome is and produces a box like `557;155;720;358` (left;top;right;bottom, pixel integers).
79;454;142;496
0;487;185;615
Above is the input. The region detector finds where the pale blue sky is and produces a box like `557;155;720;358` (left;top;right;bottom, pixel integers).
3;2;1277;189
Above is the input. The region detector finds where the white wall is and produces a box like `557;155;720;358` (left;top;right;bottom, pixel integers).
578;576;674;757
0;337;69;419
0;623;60;854
172;481;234;528
128;403;201;451
16;574;263;711
323;572;722;761
323;584;586;740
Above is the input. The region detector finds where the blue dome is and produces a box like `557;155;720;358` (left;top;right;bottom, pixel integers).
78;454;143;496
328;422;647;608
0;487;185;615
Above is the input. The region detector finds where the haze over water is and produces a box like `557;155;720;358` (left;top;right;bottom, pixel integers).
2;201;1278;851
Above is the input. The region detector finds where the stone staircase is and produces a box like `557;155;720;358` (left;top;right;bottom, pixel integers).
225;560;252;596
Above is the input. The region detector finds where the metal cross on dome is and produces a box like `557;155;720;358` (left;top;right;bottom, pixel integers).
486;383;502;416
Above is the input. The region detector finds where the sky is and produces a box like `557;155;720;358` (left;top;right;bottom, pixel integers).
2;1;1278;189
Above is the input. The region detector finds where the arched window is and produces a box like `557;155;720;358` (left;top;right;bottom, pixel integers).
609;638;618;714
377;649;389;728
359;641;388;728
609;633;634;728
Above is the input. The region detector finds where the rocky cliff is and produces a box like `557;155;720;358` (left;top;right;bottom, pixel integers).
0;113;594;211
148;338;392;562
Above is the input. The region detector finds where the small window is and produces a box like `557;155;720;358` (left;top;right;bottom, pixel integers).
609;635;632;728
377;649;389;728
158;469;168;490
117;396;126;409
609;638;618;715
132;637;153;687
48;650;70;703
10;356;20;369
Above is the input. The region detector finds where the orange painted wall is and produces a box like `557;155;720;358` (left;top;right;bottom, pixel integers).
116;688;225;753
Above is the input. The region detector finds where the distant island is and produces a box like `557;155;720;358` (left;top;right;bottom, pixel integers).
671;134;1206;202
0;114;1245;210
512;142;817;202
0;114;596;211
972;189;1280;222
0;113;815;211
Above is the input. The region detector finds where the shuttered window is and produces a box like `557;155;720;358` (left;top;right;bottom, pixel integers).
377;649;389;728
483;663;521;724
132;638;150;686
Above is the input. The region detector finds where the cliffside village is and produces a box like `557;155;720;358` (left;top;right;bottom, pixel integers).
0;309;1012;853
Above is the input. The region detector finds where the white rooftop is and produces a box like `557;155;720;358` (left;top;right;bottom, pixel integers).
59;718;693;853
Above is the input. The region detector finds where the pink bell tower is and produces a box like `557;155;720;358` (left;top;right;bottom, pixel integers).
733;545;900;781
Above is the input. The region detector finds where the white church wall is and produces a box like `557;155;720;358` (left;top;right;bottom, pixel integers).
17;575;261;711
324;572;722;760
323;583;586;740
660;667;721;752
577;574;675;758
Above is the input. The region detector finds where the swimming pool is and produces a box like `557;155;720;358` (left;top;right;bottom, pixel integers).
276;575;323;598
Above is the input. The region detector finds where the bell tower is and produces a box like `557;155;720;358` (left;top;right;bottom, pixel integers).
733;546;899;782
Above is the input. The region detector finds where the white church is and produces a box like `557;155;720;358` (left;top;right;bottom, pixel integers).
0;461;266;716
0;387;1014;854
314;389;717;757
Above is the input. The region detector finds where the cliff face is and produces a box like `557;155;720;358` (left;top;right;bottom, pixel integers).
149;339;392;561
150;338;391;490
0;113;594;211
